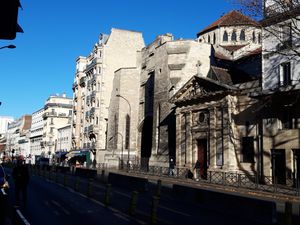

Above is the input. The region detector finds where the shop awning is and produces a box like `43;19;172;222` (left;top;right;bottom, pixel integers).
66;149;89;158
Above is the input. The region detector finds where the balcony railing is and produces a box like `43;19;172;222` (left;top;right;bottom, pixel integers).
88;124;99;134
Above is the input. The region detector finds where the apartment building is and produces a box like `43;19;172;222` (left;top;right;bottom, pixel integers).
72;28;145;164
29;108;44;163
252;0;300;184
6;115;31;158
42;94;72;160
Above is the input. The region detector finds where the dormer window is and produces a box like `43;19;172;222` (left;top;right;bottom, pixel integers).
231;30;237;41
240;29;245;41
223;31;228;42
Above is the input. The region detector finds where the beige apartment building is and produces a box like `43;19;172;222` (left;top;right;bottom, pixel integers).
72;28;145;164
42;94;72;160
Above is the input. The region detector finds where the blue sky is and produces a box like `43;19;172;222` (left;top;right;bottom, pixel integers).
0;0;235;119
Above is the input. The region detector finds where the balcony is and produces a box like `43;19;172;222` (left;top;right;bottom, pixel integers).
88;124;99;134
91;142;99;149
47;141;55;146
79;77;86;87
91;91;97;102
86;96;91;106
72;81;78;90
58;113;68;118
43;111;57;118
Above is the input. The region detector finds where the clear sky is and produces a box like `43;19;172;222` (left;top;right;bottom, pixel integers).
0;0;235;119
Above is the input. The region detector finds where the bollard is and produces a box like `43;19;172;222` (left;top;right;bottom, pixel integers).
150;196;160;224
55;172;58;183
104;184;112;207
74;177;80;191
284;202;292;225
129;191;139;216
63;174;68;186
101;170;105;182
86;179;93;197
155;180;162;197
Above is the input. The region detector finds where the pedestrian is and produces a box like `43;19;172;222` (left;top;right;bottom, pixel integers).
0;164;9;225
169;158;176;176
185;169;194;179
193;160;201;181
12;158;29;206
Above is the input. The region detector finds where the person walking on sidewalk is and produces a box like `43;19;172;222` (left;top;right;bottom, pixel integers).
193;160;201;181
12;158;29;206
169;158;176;176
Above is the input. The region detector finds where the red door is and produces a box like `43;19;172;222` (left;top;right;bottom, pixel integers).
197;139;207;179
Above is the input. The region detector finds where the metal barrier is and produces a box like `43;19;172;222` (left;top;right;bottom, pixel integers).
119;165;300;196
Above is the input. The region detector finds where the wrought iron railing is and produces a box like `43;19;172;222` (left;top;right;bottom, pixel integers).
119;165;300;196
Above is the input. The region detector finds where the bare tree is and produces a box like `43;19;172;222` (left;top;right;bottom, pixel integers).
228;0;300;58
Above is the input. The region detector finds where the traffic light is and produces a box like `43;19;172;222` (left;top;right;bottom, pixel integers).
0;0;23;40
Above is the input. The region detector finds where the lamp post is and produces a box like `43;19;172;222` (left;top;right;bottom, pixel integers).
0;45;16;50
116;94;131;169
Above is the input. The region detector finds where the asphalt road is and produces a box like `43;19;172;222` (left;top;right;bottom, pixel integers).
7;172;144;225
4;169;278;225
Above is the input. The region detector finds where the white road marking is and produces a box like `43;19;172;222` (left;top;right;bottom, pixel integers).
158;205;191;217
65;186;146;225
16;209;31;225
51;200;71;215
113;213;130;222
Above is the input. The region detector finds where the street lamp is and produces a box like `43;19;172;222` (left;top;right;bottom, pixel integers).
0;45;16;50
116;94;131;168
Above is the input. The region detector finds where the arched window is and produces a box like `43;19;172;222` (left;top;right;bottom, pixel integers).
258;33;261;43
223;31;228;42
125;114;130;150
252;31;256;43
240;29;245;41
208;35;211;43
213;33;216;44
231;30;237;41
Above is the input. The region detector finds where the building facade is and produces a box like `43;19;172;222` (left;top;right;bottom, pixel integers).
251;0;300;184
42;94;72;160
6;115;32;159
57;125;72;153
166;11;263;178
137;34;212;168
0;116;14;136
29;108;44;163
107;67;141;167
72;28;145;164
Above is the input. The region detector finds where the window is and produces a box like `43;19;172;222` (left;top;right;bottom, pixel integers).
231;30;237;41
240;29;245;41
223;31;228;42
213;33;216;44
241;137;255;163
252;31;256;43
279;62;291;86
281;110;299;129
208;35;211;43
281;22;292;44
125;114;130;150
258;33;261;43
